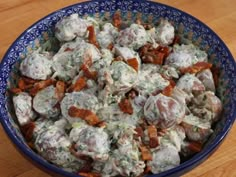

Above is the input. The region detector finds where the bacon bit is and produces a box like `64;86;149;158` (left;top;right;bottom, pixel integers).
79;172;101;177
135;126;144;138
78;162;93;173
125;89;138;99
71;150;92;161
162;79;176;96
139;44;170;65
126;58;139;72
107;43;114;51
9;88;22;94
80;64;98;80
87;26;99;48
211;66;220;87
29;79;55;96
171;35;180;45
180;62;212;74
69;144;80;159
157;46;170;58
83;55;93;68
18;79;33;91
20;121;35;142
22;77;38;84
139;146;152;161
55;81;66;101
162;84;174;96
139;117;149;130
147;125;159;148
113;56;124;62
96;121;106;128
67;77;87;93
143;24;153;30
144;165;152;174
27;141;36;150
64;47;74;52
68;106;101;126
157;128;167;136
113;11;122;29
118;98;133;115
188;141;203;152
137;165;152;177
18;78;26;90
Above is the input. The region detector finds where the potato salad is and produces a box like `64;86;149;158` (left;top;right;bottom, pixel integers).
10;12;222;177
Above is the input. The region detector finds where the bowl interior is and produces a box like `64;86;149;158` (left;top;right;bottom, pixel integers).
0;0;236;177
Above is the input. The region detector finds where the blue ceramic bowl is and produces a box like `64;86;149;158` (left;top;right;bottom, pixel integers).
0;0;235;177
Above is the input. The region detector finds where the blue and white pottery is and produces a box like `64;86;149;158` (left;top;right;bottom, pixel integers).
0;0;235;177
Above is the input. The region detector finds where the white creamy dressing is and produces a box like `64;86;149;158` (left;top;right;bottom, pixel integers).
163;125;186;152
13;92;36;126
52;40;82;81
52;51;77;81
20;52;52;80
190;91;222;123
159;65;179;79
55;14;88;41
177;74;205;94
116;24;148;50
60;92;100;124
155;20;175;46
182;114;213;142
71;40;101;69
70;125;110;161
114;45;141;70
196;69;215;92
135;66;169;95
148;144;180;174
97;23;119;48
97;103;141;126
144;94;184;128
35;125;84;170
110;61;138;93
33;85;60;118
165;44;208;69
33;118;53;140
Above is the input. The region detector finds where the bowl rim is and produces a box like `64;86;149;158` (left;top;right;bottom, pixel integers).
0;0;236;177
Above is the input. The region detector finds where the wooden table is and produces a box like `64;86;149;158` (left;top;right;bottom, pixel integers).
0;0;235;176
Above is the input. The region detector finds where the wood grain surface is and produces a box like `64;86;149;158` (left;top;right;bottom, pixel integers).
0;0;235;177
